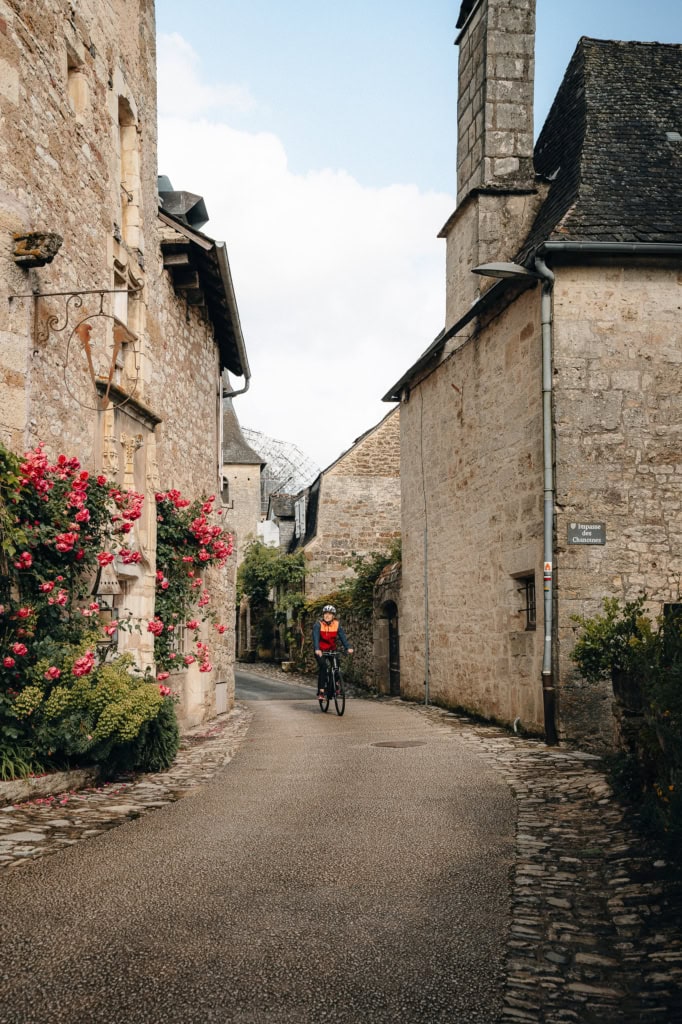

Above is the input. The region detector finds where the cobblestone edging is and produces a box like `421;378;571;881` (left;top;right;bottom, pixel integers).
0;767;101;807
407;702;682;1024
0;705;252;872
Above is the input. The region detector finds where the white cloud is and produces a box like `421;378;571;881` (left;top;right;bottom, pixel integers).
157;33;454;469
157;33;256;118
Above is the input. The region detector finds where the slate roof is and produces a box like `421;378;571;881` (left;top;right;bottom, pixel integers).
519;38;682;260
222;400;264;465
267;494;296;519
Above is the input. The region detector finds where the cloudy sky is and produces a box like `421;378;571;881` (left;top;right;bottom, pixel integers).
155;0;682;470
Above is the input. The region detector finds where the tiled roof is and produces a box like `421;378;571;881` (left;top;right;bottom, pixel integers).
519;39;682;260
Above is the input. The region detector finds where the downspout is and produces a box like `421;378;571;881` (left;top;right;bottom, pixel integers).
534;255;558;746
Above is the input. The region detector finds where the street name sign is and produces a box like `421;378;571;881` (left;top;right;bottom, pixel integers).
567;521;606;546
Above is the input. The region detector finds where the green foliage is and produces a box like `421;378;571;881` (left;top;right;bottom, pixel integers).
129;696;180;773
0;440;181;777
153;491;234;675
571;598;682;857
0;742;45;781
336;537;401;616
237;542;306;607
570;596;655;682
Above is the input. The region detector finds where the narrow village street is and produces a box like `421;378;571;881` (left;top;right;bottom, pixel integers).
1;670;681;1023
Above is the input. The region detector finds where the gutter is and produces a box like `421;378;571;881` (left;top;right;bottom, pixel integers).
537;241;682;258
382;277;516;403
215;241;251;397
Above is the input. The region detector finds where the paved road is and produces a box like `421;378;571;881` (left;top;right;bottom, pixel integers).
0;678;516;1023
235;668;312;700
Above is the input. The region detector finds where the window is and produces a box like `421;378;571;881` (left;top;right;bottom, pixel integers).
294;497;306;538
515;574;536;631
118;97;141;251
66;46;88;117
220;476;231;508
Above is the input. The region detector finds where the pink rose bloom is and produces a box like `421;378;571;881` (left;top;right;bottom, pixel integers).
75;509;90;523
103;622;118;637
157;672;170;681
39;580;55;593
3;657;15;668
11;643;28;656
186;619;199;631
97;475;107;486
198;593;210;608
44;666;61;680
147;618;164;636
183;655;196;666
55;532;77;553
14;551;33;569
72;651;95;677
96;551;114;566
215;624;226;635
199;661;213;673
119;548;141;564
158;684;172;697
17;607;33;619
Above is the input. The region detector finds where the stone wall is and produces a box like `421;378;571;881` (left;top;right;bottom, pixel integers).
303;408;401;598
399;261;682;750
0;0;237;729
551;261;682;748
222;462;261;562
399;289;546;734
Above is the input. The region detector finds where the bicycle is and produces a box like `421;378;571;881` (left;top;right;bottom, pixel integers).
317;651;346;716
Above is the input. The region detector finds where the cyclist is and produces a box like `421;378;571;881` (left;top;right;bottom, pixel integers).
313;604;353;699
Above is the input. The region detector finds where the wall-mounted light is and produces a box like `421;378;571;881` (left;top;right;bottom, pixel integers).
472;261;541;280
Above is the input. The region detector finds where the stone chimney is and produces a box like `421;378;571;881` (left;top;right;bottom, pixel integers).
441;0;542;326
456;0;536;203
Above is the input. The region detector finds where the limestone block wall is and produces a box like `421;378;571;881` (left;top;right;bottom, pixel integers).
222;462;261;562
552;262;682;747
0;0;157;459
0;0;236;728
399;290;545;733
456;0;536;203
303;409;401;599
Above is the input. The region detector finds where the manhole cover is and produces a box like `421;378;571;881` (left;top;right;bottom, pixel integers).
372;740;427;748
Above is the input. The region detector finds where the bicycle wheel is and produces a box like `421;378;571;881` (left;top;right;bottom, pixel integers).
333;668;346;716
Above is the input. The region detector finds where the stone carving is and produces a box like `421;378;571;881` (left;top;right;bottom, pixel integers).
101;406;119;477
13;232;63;268
120;432;143;491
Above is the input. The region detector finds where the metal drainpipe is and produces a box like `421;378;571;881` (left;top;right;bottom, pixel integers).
424;525;429;706
534;255;559;746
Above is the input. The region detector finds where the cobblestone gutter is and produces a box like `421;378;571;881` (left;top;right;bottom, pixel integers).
411;703;682;1024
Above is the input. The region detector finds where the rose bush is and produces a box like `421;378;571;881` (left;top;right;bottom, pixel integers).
152;490;233;677
0;442;178;778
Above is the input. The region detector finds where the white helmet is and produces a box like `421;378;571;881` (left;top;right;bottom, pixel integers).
322;604;337;615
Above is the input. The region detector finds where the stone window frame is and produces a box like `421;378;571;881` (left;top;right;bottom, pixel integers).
511;571;536;632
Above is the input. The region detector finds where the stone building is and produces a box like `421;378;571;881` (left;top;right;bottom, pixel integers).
0;0;250;726
384;0;682;749
290;407;401;599
221;398;264;564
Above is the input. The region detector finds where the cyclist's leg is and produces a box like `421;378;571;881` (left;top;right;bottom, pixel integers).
316;655;326;698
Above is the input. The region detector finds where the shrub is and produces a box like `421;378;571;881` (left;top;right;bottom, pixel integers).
571;598;682;857
0;441;180;776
